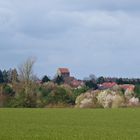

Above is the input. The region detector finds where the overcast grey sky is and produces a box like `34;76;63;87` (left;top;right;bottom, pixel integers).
0;0;140;79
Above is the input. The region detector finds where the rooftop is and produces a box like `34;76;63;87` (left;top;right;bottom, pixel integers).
58;68;70;74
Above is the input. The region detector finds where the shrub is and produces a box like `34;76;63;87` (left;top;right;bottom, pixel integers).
46;86;74;105
73;86;89;99
112;94;125;108
97;90;112;108
125;89;134;100
75;91;99;108
3;84;15;96
128;97;139;106
134;85;140;99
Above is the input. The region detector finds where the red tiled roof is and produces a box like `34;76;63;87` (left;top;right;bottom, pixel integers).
58;68;70;74
102;82;117;88
120;84;135;91
71;80;83;88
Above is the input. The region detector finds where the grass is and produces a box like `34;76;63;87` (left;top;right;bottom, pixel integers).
0;108;140;140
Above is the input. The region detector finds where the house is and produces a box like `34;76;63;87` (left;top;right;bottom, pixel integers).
120;84;135;91
57;68;70;78
70;79;84;88
98;82;117;90
63;76;75;84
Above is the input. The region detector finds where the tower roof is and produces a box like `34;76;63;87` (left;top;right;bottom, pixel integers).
58;68;70;74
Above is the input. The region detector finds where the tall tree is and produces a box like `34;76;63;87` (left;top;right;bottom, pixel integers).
18;57;36;84
97;76;105;84
11;69;18;83
89;74;97;83
18;57;36;95
0;70;4;83
2;70;8;83
7;69;12;83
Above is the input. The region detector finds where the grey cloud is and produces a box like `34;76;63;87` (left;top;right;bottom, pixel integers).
0;0;140;78
61;0;140;11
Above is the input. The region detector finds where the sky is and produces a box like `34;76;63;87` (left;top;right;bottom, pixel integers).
0;0;140;79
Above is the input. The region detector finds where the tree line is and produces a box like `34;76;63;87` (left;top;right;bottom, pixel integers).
0;57;140;108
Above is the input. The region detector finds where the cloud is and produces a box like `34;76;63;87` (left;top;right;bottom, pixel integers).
0;0;140;78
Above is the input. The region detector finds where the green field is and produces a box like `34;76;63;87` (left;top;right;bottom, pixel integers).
0;108;140;140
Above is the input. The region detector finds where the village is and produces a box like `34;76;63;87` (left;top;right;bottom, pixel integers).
0;62;140;108
43;67;136;91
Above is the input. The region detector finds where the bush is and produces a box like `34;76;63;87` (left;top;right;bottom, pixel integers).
76;89;125;108
85;80;98;89
73;86;89;99
3;84;15;96
75;90;99;108
39;87;51;97
47;86;74;105
134;85;140;99
128;97;139;107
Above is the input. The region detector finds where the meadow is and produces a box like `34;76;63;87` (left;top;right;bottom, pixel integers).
0;108;140;140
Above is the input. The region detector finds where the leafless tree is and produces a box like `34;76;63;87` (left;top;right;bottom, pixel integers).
18;57;36;84
18;57;37;95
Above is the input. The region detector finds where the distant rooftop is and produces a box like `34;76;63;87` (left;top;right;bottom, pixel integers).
58;68;70;74
101;82;117;88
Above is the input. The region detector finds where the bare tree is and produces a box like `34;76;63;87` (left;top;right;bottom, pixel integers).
89;74;97;81
18;57;37;105
18;57;36;84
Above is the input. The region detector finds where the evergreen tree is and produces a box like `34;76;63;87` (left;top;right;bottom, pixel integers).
97;76;105;84
85;80;98;89
54;75;64;85
42;75;50;83
2;70;8;83
0;70;4;83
